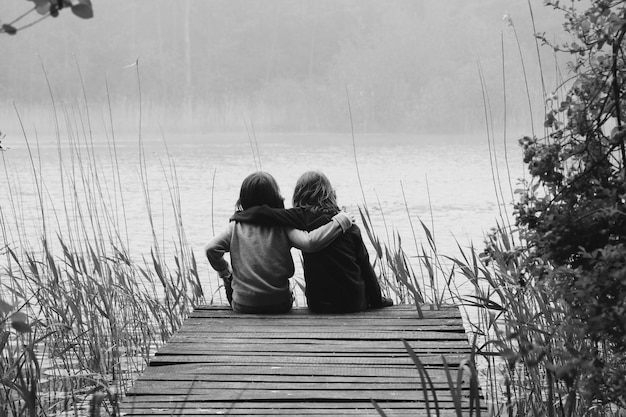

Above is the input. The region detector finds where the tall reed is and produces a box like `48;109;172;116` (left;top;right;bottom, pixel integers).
362;192;624;417
0;68;204;416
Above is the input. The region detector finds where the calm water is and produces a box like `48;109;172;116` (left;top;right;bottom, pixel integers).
0;132;523;300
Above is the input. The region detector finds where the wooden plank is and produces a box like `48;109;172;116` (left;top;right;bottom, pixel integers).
121;410;457;416
133;378;464;388
180;322;466;331
185;312;463;327
152;352;471;361
134;374;450;383
139;363;465;377
169;331;468;341
124;395;472;405
162;338;467;347
120;411;469;417
137;368;465;384
129;380;469;391
124;389;472;402
193;304;460;316
122;397;466;411
148;353;468;366
156;345;471;355
119;411;466;417
157;345;470;353
120;401;475;417
120;305;482;416
186;314;464;323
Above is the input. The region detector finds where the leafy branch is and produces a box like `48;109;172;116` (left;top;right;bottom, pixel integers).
0;0;93;36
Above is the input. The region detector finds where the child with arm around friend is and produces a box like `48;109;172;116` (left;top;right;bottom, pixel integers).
204;171;353;314
231;170;393;314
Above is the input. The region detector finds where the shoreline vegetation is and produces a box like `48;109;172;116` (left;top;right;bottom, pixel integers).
0;95;205;414
2;1;626;416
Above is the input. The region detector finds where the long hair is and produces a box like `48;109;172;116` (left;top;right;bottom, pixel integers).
236;171;285;211
292;171;339;214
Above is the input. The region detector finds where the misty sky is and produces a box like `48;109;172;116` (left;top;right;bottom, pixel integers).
1;1;569;135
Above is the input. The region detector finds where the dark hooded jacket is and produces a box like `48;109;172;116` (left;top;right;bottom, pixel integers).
231;206;384;313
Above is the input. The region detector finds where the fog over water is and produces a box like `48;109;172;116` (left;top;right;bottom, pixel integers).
0;1;570;298
1;1;567;135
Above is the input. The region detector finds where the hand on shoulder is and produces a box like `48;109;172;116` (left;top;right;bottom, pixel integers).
332;211;355;232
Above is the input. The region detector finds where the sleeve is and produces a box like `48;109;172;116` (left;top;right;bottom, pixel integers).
287;213;351;252
231;206;308;229
204;223;233;278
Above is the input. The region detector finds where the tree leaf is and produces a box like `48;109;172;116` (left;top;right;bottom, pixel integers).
1;24;18;35
0;298;13;317
0;331;9;352
71;0;93;19
11;312;31;333
36;2;51;15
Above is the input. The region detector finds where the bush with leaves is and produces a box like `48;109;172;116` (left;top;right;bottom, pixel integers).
1;0;93;36
508;0;626;407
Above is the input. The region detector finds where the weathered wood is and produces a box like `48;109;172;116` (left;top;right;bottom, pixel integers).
139;363;462;377
170;332;468;341
180;321;466;330
149;353;469;366
191;304;460;317
136;374;451;383
124;389;473;401
122;401;466;410
120;401;473;417
121;304;483;416
130;380;470;391
156;344;471;355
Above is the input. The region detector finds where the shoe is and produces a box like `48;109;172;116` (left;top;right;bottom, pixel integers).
380;297;394;307
370;297;394;309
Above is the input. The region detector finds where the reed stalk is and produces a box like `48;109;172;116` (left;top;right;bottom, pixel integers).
345;85;367;206
1;64;203;416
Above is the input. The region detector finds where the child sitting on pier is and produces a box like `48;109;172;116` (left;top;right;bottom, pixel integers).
231;170;393;313
204;171;353;314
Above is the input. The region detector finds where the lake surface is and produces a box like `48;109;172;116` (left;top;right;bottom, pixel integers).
0;132;523;302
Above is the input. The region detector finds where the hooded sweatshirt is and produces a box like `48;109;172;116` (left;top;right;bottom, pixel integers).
231;206;384;313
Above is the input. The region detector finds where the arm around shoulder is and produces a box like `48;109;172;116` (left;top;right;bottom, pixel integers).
287;212;354;252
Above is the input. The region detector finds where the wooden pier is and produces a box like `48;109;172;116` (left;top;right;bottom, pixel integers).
121;305;480;416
